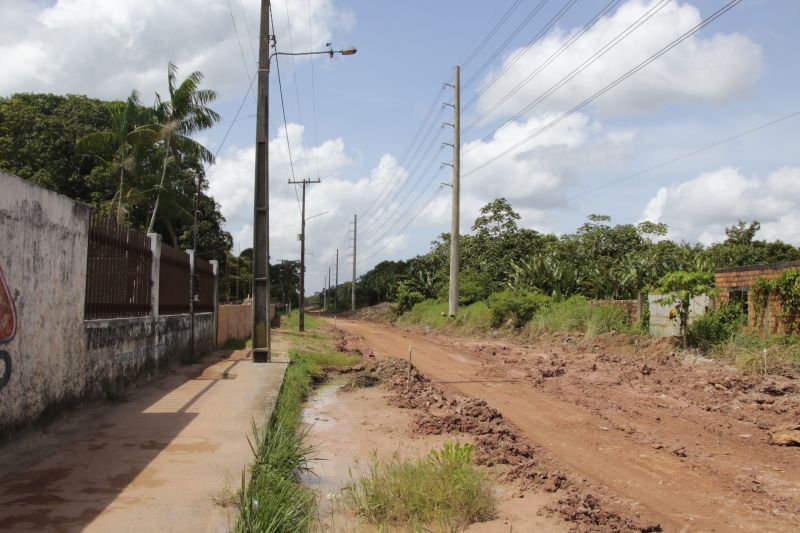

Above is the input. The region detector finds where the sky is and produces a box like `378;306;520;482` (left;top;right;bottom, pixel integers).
2;0;799;296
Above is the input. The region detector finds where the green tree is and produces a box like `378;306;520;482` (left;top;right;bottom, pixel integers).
147;63;220;233
77;90;157;222
654;271;717;348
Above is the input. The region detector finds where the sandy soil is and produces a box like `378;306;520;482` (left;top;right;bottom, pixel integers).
331;318;800;533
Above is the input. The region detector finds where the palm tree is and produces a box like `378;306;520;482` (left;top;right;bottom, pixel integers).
78;90;155;222
147;63;219;234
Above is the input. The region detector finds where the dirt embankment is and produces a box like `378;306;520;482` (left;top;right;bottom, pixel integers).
332;320;800;532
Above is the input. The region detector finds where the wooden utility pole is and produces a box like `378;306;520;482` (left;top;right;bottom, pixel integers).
351;214;357;311
289;178;320;331
448;65;461;318
252;0;271;362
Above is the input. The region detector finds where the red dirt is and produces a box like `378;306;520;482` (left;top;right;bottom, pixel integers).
331;319;800;532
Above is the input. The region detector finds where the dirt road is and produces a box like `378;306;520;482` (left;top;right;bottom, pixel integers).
334;318;800;532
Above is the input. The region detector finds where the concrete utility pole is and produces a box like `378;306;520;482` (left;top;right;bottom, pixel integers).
251;0;271;362
289;178;320;331
448;65;461;318
323;274;327;311
351;214;357;311
327;266;331;312
335;249;339;312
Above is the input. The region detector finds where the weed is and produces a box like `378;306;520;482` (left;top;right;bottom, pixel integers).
344;441;495;531
528;296;632;337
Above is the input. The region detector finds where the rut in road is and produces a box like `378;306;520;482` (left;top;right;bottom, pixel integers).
332;318;800;533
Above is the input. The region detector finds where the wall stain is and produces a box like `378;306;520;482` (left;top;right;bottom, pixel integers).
0;263;17;392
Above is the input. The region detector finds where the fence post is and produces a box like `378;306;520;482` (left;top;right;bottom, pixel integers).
210;259;219;347
148;233;161;320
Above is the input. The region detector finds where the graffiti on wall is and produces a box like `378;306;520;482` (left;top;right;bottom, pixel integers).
0;264;16;391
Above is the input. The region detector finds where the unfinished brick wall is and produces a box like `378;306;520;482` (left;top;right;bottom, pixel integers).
715;260;800;336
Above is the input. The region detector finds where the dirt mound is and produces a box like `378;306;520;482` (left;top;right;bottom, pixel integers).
550;492;661;533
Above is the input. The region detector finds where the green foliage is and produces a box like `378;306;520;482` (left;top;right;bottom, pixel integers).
396;281;427;313
236;315;358;532
688;303;745;351
396;299;450;329
655;271;717;348
528;296;632;337
344;441;495;530
487;289;551;328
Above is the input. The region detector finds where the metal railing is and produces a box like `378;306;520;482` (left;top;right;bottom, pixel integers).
159;243;191;315
85;215;152;319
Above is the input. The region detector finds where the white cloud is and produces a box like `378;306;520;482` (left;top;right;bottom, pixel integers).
0;0;355;99
432;111;636;233
642;166;800;245
207;123;418;292
475;0;761;120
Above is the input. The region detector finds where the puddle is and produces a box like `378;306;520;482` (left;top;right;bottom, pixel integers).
301;379;343;431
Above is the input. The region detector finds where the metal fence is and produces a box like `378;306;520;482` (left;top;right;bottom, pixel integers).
159;243;191;315
195;257;215;313
85;215;152;319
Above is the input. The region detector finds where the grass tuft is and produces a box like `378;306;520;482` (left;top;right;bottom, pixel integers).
344;441;495;530
527;296;633;338
397;300;492;334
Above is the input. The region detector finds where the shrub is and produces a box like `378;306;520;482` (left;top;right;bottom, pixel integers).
689;303;745;351
344;441;495;530
396;281;426;313
487;289;551;328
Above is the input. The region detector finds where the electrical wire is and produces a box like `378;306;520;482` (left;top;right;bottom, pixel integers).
226;0;253;81
463;0;744;180
545;109;800;209
460;0;523;69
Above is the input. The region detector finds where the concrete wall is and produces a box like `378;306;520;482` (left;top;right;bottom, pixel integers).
217;304;252;345
0;171;91;433
649;294;712;337
0;171;218;435
85;314;214;396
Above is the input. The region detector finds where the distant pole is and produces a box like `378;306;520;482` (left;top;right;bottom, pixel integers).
351;214;357;311
323;275;327;311
448;65;460;318
335;249;339;312
289;178;320;331
327;265;331;312
252;0;271;362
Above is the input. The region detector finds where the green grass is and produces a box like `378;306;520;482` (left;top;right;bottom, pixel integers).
282;310;322;331
344;441;495;531
396;300;491;334
220;337;249;350
716;332;800;375
527;296;633;338
235;318;358;532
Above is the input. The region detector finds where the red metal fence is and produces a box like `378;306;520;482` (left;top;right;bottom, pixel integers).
159;243;191;315
195;257;215;313
85;215;152;319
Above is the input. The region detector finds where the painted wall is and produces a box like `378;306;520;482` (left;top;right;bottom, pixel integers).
0;171;91;431
217;304;252;345
0;171;217;435
648;294;712;337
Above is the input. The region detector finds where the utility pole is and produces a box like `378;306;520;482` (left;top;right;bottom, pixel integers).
289;178;320;331
351;214;357;311
448;65;461;317
335;249;339;312
323;274;327;311
327;266;331;312
252;0;271;362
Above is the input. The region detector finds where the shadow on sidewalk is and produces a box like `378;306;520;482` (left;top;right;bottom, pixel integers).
0;349;247;532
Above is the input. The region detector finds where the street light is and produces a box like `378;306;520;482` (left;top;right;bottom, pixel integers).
251;0;356;363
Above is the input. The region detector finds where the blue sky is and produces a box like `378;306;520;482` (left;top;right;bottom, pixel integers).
2;0;799;295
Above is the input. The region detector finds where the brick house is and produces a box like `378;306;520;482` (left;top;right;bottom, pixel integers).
715;260;800;336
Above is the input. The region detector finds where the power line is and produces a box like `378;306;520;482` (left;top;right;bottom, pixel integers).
462;0;551;89
463;0;744;180
464;0;625;127
226;0;253;81
466;0;669;135
459;0;523;69
544;109;800;209
238;0;258;62
307;0;321;179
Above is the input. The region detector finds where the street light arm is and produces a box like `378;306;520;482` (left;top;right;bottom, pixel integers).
267;47;357;65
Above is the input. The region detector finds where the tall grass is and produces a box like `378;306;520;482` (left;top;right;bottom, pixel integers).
527;296;632;337
396;300;491;333
344;441;495;530
718;332;800;374
235;319;357;532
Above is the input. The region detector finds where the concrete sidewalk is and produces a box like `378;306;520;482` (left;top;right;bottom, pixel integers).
0;333;290;532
